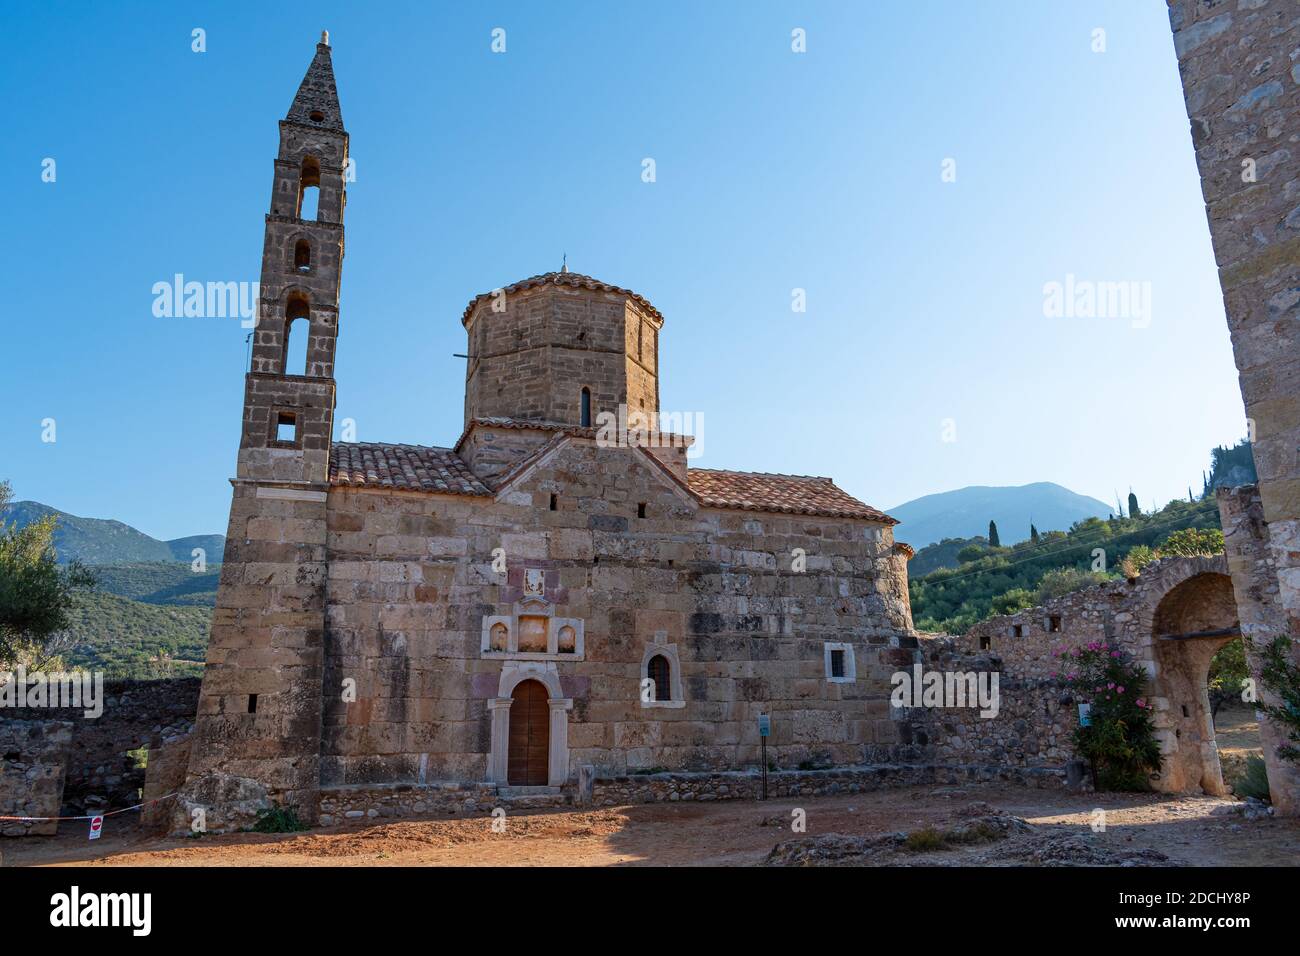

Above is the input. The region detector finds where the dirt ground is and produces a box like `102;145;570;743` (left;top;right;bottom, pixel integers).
3;782;1297;867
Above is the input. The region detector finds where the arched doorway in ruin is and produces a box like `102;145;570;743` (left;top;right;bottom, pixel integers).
1149;572;1240;795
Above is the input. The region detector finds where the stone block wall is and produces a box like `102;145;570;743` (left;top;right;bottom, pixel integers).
463;283;661;428
183;481;328;824
320;438;914;790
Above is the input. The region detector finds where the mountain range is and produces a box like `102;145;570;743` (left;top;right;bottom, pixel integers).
887;482;1113;550
0;500;225;565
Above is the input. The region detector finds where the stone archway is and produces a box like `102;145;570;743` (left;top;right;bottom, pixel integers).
1148;572;1240;795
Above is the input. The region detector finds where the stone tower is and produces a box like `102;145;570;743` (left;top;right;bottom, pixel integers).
461;271;663;428
177;34;347;829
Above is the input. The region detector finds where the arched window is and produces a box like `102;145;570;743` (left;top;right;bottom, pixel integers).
647;655;671;702
489;623;508;653
293;239;311;273
284;292;311;375
580;387;591;427
298;156;321;222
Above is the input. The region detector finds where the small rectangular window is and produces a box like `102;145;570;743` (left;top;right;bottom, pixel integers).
637;502;647;519
1048;615;1062;633
248;694;258;714
830;649;845;678
1013;624;1025;639
979;635;991;650
275;412;297;444
549;493;558;511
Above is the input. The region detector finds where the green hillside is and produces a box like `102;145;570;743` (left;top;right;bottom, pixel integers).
93;562;221;607
61;591;210;679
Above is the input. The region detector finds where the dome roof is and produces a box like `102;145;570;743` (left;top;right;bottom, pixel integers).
461;271;662;325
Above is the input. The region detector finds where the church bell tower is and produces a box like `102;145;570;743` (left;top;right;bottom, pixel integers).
178;35;347;831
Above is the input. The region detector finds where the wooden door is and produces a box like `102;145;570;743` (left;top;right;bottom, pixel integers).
507;680;550;786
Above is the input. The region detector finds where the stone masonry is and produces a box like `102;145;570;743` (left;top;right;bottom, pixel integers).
1168;0;1300;813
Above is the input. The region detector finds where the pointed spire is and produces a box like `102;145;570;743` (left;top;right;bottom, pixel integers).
286;33;344;132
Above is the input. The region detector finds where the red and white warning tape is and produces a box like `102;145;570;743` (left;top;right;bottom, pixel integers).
0;791;178;822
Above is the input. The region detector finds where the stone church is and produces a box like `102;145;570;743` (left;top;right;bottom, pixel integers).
176;36;914;826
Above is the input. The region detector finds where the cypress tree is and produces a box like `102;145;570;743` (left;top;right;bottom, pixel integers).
988;520;1000;548
1128;491;1141;519
1030;524;1040;544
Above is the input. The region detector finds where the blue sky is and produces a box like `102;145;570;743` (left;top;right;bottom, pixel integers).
0;1;1246;541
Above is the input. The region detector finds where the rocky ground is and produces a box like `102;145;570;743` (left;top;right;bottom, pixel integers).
2;782;1297;867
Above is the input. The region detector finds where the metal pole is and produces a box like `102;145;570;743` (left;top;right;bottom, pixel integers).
761;737;768;800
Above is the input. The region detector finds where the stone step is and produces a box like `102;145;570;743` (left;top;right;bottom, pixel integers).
495;785;571;806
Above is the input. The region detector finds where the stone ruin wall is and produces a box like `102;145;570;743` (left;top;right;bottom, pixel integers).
1168;0;1300;813
0;678;198;836
1217;484;1300;811
892;638;1081;786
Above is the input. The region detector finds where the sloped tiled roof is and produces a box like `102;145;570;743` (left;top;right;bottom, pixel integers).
461;271;663;325
329;440;892;523
687;469;896;523
329;443;491;496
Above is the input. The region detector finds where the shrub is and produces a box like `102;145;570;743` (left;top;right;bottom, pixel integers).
904;827;945;852
251;806;309;833
1120;545;1156;578
1157;527;1224;557
1232;755;1271;801
1054;642;1162;791
1258;635;1300;763
991;588;1035;616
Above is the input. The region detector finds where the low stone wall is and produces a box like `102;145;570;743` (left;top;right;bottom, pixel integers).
315;762;1074;823
318;782;499;825
0;720;73;836
591;763;1068;805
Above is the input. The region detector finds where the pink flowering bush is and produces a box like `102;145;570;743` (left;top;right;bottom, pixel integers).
1054;641;1161;791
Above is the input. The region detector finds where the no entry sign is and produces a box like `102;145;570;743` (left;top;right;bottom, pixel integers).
88;815;104;840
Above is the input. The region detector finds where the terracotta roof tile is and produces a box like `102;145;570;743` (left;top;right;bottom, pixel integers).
329;440;891;523
329;443;491;496
687;469;896;523
461;271;663;325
